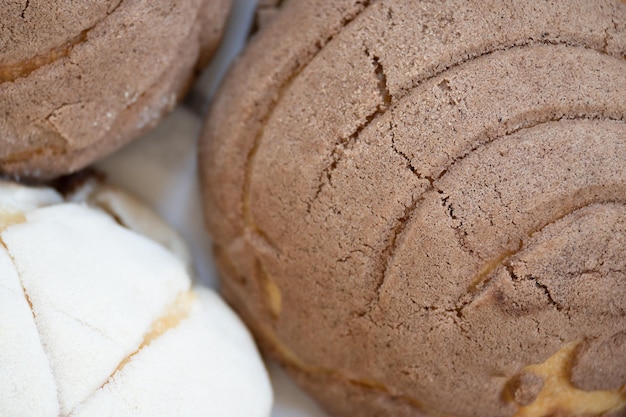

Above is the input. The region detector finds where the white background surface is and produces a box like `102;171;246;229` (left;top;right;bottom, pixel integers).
98;1;330;416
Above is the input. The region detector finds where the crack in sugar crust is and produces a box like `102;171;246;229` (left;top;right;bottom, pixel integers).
202;0;378;258
456;198;619;313
457;200;626;316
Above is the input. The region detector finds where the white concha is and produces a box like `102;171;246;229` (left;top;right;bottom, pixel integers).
0;180;273;417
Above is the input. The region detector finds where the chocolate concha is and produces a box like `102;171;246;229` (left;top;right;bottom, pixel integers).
0;0;230;179
201;1;626;416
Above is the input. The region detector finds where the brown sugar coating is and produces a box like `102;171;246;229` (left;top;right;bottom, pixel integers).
200;1;626;416
0;0;230;179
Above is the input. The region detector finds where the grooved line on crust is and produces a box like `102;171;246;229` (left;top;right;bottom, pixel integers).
308;41;621;211
241;0;376;245
307;46;392;213
465;201;626;315
67;291;195;416
369;116;626;312
0;0;125;83
1;238;63;413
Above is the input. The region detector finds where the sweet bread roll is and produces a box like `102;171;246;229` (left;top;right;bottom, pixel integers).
0;0;230;179
200;1;626;416
0;178;272;417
